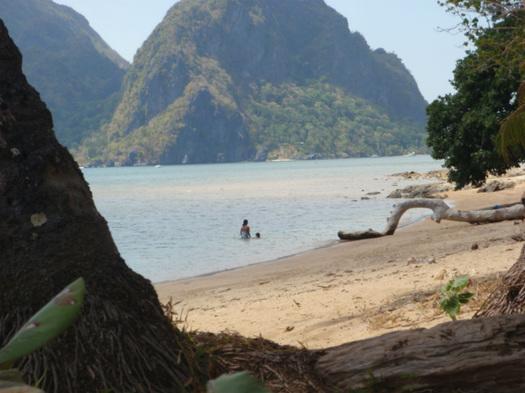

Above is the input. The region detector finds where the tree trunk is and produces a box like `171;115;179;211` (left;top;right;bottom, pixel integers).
0;21;202;393
316;314;525;393
475;243;525;317
338;199;525;240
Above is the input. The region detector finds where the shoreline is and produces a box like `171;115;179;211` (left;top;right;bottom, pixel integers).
80;153;430;170
154;211;432;286
154;239;340;285
155;176;525;349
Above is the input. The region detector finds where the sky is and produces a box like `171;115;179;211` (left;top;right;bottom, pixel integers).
53;0;467;102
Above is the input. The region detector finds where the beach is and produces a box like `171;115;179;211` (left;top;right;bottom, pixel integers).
155;177;525;349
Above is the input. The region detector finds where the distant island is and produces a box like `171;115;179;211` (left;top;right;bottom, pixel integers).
0;0;128;147
2;0;428;167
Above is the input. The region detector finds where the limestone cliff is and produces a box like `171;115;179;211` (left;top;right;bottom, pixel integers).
80;0;428;166
0;0;128;147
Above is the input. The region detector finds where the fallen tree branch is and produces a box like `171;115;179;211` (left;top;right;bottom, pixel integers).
316;314;525;393
338;199;525;240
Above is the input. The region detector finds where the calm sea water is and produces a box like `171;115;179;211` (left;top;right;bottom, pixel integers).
83;156;443;282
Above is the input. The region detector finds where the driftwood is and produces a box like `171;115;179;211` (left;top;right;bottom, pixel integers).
316;314;525;393
339;199;525;240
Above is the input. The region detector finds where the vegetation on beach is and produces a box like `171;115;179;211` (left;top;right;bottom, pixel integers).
427;0;525;188
439;276;474;321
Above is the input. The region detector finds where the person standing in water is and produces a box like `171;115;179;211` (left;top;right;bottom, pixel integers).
240;219;251;239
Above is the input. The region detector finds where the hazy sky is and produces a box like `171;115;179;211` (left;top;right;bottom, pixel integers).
53;0;467;102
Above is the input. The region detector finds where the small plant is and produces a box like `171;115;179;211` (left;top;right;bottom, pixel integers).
439;275;474;321
0;278;86;392
207;371;269;393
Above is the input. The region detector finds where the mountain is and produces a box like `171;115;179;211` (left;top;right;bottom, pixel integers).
0;0;128;147
80;0;428;166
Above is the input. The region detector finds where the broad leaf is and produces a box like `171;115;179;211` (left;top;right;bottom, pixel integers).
451;276;469;290
458;292;474;304
440;297;460;319
207;372;269;393
0;278;85;368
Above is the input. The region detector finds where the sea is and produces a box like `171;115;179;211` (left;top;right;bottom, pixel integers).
83;155;443;282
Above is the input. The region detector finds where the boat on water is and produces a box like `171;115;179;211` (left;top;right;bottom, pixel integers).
403;152;416;157
270;158;294;162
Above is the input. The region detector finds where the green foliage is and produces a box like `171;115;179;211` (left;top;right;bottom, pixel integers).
439;276;474;321
497;80;525;161
0;278;85;369
0;278;85;393
0;0;127;147
207;372;269;393
438;0;525;46
248;82;425;159
78;0;427;166
427;8;524;188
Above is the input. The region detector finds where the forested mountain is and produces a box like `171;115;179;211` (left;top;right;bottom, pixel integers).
0;0;128;147
79;0;428;166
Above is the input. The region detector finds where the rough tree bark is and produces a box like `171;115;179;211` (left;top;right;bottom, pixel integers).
476;243;525;317
316;314;525;393
338;199;525;240
0;21;202;393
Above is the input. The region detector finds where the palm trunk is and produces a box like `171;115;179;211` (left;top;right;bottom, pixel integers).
0;20;202;393
476;243;525;317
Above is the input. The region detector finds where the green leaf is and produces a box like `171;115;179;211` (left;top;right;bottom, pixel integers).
440;296;460;319
451;276;469;290
458;292;474;304
0;278;86;368
207;372;269;393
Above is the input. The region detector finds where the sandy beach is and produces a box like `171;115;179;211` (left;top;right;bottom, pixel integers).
156;177;525;349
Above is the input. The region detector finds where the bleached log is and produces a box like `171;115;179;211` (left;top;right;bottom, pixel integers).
338;199;525;240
